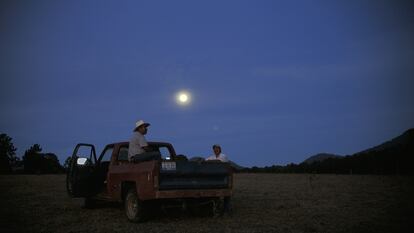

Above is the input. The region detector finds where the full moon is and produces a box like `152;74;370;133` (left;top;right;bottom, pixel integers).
176;91;191;105
179;94;188;102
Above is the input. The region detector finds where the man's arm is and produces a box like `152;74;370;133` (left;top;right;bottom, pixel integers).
138;135;151;152
205;155;215;161
221;154;229;162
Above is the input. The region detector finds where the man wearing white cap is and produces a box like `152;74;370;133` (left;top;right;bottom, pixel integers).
128;120;151;161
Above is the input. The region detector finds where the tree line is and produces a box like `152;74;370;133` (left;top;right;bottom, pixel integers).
0;133;67;174
2;129;413;175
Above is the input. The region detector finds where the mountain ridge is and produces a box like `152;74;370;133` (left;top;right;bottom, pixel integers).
354;128;414;155
302;128;414;165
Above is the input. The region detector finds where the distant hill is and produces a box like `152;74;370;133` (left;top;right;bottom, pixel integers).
354;128;414;155
302;129;414;165
228;160;245;171
244;128;414;174
302;128;414;174
303;153;342;164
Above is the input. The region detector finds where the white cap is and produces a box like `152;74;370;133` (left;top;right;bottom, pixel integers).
134;120;150;130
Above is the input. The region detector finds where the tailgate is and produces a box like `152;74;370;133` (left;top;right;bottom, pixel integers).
159;161;232;190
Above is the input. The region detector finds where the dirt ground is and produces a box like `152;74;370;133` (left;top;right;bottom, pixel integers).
0;173;413;233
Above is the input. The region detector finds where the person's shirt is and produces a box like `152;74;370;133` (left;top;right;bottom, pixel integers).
206;153;228;162
128;131;148;161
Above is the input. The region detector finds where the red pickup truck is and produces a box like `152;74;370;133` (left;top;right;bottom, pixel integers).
66;141;233;222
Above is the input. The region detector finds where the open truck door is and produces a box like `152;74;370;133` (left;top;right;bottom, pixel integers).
66;143;100;197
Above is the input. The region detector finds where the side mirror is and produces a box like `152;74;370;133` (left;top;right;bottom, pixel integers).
77;158;88;165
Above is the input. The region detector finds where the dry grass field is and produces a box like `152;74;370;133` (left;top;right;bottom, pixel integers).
1;173;413;233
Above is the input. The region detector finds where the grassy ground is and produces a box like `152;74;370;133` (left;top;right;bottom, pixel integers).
0;173;413;233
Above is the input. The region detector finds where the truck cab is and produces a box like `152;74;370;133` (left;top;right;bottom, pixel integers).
66;141;233;222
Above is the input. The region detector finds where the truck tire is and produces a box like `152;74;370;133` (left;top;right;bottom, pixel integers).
125;188;146;222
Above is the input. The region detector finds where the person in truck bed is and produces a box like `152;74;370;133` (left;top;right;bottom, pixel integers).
205;144;232;214
128;120;151;161
206;144;229;162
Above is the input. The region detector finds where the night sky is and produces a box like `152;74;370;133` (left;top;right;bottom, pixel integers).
1;0;413;167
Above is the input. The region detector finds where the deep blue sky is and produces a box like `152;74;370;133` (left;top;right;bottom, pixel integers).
1;0;413;167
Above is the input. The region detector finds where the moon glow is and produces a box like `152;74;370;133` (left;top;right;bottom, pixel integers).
176;91;191;105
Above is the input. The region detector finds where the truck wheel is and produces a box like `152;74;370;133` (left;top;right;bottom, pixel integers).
125;188;146;222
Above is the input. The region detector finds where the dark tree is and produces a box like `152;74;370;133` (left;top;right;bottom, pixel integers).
22;144;64;174
22;144;43;174
42;153;64;173
0;133;18;174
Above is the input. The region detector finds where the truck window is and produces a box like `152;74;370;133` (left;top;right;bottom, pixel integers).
100;147;113;162
118;147;129;161
76;146;96;164
159;146;171;160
